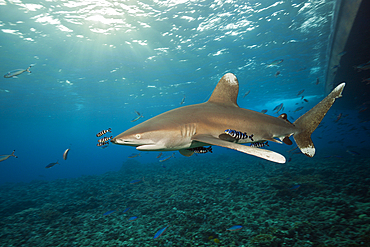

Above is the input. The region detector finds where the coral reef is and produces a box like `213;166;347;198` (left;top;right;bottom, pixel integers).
0;153;369;246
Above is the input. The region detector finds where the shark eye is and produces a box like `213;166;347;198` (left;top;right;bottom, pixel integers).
135;134;141;139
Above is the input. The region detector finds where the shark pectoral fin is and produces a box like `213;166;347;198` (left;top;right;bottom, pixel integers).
179;149;194;157
192;134;286;164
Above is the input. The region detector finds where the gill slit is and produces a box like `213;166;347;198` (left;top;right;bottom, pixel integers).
180;123;197;138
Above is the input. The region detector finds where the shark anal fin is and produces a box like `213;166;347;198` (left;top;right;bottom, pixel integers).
192;134;286;164
179;149;194;157
282;136;293;145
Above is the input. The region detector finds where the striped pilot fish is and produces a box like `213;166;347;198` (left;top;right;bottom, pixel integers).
96;128;112;137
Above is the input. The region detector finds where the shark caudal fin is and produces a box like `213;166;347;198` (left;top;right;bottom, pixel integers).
293;83;345;157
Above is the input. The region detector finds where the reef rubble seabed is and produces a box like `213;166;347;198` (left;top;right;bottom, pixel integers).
0;152;370;247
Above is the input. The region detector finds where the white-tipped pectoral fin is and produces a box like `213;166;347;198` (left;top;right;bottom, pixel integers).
192;134;286;164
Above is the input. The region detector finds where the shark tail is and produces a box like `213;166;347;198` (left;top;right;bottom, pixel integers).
293;83;345;157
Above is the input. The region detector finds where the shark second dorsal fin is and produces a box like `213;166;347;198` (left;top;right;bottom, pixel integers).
208;73;239;106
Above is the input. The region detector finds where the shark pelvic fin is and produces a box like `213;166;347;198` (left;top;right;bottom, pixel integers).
208;73;239;107
293;82;345;157
179;149;194;157
192;134;286;163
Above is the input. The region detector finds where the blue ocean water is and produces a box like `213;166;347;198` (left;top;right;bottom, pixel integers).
1;0;370;245
0;0;347;183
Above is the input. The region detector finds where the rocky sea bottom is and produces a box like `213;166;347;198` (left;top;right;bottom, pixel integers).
0;153;369;247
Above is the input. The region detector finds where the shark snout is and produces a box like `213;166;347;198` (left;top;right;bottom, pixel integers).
110;137;131;145
111;137;129;145
110;136;144;147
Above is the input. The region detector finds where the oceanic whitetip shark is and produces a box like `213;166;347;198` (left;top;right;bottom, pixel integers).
111;73;345;163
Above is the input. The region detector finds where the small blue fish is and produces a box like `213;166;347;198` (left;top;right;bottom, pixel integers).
242;90;250;98
273;103;283;113
153;225;170;240
123;207;131;213
346;150;360;156
297;89;305;96
180;95;186;105
355;61;370;70
45;160;59;168
267;59;283;67
159;153;175;162
227;225;243;231
289;184;301;190
103;210;115;216
131;111;144;122
128;216;138;222
130;179;142;184
4;66;32;78
130;177;144;184
294;106;304;112
128;153;141;158
335;113;342;122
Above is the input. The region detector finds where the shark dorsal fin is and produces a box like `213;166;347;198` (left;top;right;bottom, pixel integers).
208;73;239;106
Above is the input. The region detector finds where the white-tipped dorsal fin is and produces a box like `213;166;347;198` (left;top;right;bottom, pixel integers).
208;73;239;106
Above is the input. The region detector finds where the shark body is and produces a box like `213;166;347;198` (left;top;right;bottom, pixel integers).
112;73;345;163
